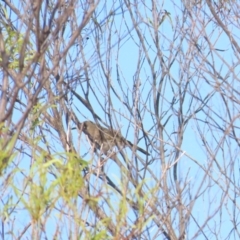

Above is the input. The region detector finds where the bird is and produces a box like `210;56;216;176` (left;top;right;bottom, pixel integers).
79;121;149;155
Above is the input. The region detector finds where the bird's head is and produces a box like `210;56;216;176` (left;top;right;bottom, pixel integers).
81;121;95;133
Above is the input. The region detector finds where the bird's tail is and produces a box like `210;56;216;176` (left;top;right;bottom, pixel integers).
127;140;149;155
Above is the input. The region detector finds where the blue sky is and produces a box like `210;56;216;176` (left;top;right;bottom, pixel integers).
1;0;240;239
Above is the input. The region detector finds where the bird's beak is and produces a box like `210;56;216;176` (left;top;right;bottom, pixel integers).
77;122;84;131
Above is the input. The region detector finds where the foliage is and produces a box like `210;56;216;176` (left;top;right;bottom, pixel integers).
0;0;240;239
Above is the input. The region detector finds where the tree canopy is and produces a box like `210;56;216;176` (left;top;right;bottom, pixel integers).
0;0;239;239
